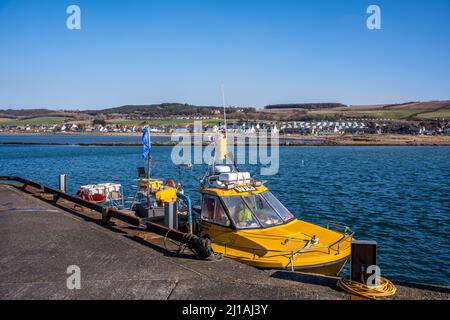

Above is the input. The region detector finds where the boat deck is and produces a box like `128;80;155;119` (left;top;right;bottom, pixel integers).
0;184;448;300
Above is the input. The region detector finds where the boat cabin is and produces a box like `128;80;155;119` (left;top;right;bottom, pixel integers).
198;165;294;230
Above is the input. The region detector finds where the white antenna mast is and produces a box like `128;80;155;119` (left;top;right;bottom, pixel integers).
221;84;227;137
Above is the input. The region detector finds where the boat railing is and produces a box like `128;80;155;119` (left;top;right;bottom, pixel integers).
326;222;355;255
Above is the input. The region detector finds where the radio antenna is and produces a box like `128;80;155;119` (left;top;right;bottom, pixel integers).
221;84;227;137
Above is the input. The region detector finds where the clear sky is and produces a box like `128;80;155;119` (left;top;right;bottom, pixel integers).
0;0;449;109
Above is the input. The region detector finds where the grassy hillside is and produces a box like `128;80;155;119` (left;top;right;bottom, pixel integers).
107;118;226;126
0;116;66;126
265;103;347;110
416;107;450;119
1;100;449;123
262;101;450;120
86;103;223;116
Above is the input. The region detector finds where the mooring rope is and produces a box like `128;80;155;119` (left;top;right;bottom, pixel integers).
337;277;397;299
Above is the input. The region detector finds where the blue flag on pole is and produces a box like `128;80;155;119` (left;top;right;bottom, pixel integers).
142;127;151;159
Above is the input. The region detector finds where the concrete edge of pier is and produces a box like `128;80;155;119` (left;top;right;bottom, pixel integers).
0;184;448;300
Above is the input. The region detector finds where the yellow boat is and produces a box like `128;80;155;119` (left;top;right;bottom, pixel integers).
193;135;354;276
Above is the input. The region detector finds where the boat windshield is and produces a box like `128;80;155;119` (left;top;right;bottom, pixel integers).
241;193;284;227
221;196;260;229
260;191;294;222
221;191;295;229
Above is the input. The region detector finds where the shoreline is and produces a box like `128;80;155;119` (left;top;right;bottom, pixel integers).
1;142;450;147
1;132;450;146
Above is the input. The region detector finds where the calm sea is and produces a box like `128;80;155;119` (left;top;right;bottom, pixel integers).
0;134;321;144
1;134;449;286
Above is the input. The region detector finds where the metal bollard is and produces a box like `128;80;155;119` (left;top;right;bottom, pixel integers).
350;240;377;284
59;174;67;193
164;201;178;229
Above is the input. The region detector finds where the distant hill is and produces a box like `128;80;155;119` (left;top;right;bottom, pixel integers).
0;108;57;118
264;103;347;110
0;103;227;123
0;108;87;123
382;101;420;109
262;100;450;121
86;103;223;116
1;100;449;124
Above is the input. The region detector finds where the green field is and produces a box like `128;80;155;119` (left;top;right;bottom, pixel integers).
417;107;450;119
308;108;448;120
382;109;430;120
282;101;450;121
0;117;228;126
108;118;227;126
0;116;66;126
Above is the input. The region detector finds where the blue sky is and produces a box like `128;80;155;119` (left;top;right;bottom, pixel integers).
0;0;449;109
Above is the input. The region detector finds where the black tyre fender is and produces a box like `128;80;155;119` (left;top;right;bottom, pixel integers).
187;234;213;259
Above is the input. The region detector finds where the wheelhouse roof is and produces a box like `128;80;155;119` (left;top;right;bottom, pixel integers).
197;185;268;197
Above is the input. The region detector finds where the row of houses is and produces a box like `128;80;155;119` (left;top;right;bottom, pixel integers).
0;122;280;135
0;124;142;134
280;121;369;135
1;120;449;135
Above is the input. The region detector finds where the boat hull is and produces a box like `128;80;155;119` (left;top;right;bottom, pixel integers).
219;251;349;276
204;219;353;276
290;257;349;276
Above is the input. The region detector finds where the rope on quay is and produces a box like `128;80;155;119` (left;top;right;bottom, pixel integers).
337;277;397;300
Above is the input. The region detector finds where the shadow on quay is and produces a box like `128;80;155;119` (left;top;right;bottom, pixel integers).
270;270;341;291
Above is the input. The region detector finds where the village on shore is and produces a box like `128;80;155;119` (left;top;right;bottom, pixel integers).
1;118;450;136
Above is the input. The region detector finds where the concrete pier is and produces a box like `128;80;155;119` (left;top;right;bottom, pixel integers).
0;184;448;300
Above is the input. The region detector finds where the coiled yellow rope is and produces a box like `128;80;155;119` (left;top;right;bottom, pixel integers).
337;277;397;300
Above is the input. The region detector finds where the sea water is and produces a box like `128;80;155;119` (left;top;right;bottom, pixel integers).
1;136;449;286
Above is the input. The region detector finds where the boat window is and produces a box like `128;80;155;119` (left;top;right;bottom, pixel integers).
201;195;231;227
221;196;259;229
201;196;216;220
261;191;294;222
214;200;231;227
242;194;284;227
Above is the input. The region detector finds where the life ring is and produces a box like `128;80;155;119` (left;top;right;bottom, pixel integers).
164;179;176;188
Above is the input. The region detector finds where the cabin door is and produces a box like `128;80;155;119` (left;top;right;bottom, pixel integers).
199;195;234;246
